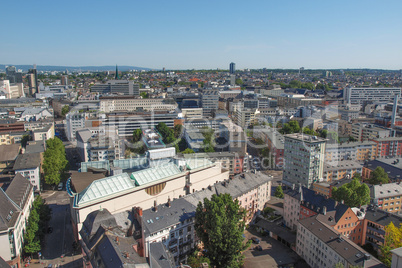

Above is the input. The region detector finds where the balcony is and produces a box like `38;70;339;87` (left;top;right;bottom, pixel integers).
368;226;385;235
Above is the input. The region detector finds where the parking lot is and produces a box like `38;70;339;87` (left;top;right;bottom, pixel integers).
243;228;303;268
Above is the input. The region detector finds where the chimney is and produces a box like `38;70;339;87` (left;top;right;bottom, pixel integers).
323;206;327;215
167;197;171;208
154;200;158;212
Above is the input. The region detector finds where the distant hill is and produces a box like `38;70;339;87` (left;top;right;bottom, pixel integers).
0;64;156;72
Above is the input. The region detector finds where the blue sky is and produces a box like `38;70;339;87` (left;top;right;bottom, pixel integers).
2;0;402;70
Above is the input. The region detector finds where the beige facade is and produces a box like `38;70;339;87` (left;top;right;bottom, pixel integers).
181;108;203;119
0;133;14;145
100;97;177;113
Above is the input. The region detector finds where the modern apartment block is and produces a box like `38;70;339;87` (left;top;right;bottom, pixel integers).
283;134;326;187
91;80;140;96
297;216;382;268
344;87;401;104
351;123;392;142
253;126;285;168
99;96;177;113
325;141;377;163
323;160;362;182
369;183;402;213
235;108;259;128
371;137;402;158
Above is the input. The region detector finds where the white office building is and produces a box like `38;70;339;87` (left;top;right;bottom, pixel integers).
344;87;401;104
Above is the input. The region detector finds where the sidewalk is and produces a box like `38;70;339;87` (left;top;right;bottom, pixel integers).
25;254;83;268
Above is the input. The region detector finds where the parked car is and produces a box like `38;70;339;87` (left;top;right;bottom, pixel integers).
254;245;262;251
251;237;260;244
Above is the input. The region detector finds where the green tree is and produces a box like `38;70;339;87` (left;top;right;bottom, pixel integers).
133;129;142;143
195;194;249;268
320;129;328;138
156;122;175;145
42;137;69;186
182;148;195;154
140;92;148;98
61;105;70;116
331;178;370;207
352;172;362;181
274;185;284;198
235;78;243;85
369;167;390;185
380;222;402;267
187;251;211;268
174;124;183;139
21;134;31;148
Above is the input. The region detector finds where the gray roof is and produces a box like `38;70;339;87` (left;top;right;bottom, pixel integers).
324;160;362;172
76;128;93;142
142;198;196;236
5;173;33;210
13;153;41;170
0;188;20;232
284;133;326;143
365;159;402;180
82;209;118;237
299;216;385;267
370;182;402;199
25;140;45;154
326;141;376;149
0;144;20;162
364;208;402;227
149;242;175;268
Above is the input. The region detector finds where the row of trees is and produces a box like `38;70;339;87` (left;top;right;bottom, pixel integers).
24;196;51;256
42;137;69;186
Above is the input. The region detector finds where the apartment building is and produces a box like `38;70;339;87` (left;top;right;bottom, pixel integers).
283;134;326;188
297;216;382;268
0;174;34;268
371;137;402;158
325;141;377;163
369;183;402;213
13;152;42;191
362;208;402;252
363;158;402;182
235;108;259;128
100;96;177;113
344;87;401;104
351;124;392;142
253;126;284;168
323;160;362;182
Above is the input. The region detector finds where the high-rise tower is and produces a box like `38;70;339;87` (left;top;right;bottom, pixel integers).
229;62;235;74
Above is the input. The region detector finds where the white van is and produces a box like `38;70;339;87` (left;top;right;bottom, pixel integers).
58;182;63;191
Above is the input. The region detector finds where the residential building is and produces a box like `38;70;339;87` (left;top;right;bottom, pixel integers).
363;158;402;182
0;81;24;99
369;183;402;213
283;133;326;187
88;136;121;161
344;87;401;104
79;209;148;268
277;93;323;108
0;134;14;145
219;120;247;155
0;144;20;175
351;123;392;142
339;108;360;122
323;160;362;182
297;215;383;268
201;90;219;117
138;172;271;265
235;108;259;128
91;80;140;96
99;96;177;113
303;117;323;131
371;137;402;158
325;141;377;163
32;124;55;141
362;207;402;252
253;127;284;168
13;152;42;191
0;174;34;268
76;129;93;162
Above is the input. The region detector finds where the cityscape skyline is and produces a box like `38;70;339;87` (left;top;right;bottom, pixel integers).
1;0;402;70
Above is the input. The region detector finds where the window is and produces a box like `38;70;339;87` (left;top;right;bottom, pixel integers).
170;233;175;239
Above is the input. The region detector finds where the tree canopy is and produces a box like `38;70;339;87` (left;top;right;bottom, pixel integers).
61;105;70;116
380;222;402;267
195;194;249;268
331;178;370;207
42;137;69;186
274;185;284;198
369;167;390;185
201;127;215;153
156;122;175;145
279;120;301;134
133;129;142;143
